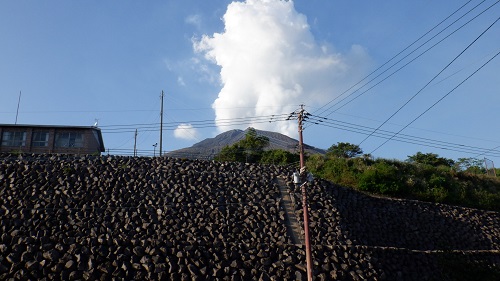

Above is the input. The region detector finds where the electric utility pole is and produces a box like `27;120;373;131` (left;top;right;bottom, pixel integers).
299;105;313;281
288;104;313;281
298;105;306;168
133;129;138;157
159;90;164;157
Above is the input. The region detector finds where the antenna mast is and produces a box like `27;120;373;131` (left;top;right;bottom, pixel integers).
15;91;21;124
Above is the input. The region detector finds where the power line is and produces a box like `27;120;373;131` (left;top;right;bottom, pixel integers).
100;114;289;128
0;105;301;114
370;48;500;154
100;109;500;158
359;13;500;146
475;144;500;158
306;115;500;157
101;114;291;155
311;0;477;116
309;108;500;145
310;0;499;123
100;114;290;134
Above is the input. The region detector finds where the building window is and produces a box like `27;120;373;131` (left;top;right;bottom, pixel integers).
1;131;27;147
32;131;49;147
55;132;83;148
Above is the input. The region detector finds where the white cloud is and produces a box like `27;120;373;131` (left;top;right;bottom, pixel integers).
193;0;371;138
177;76;186;86
189;57;219;84
185;14;202;29
174;123;199;140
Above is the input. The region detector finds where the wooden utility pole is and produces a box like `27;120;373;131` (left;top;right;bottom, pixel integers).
160;90;165;157
297;104;313;281
133;129;138;157
159;90;164;157
298;105;305;168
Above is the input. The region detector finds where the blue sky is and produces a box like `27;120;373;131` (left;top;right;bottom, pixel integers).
1;0;499;165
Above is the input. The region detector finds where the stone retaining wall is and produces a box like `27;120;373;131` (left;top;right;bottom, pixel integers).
1;154;499;280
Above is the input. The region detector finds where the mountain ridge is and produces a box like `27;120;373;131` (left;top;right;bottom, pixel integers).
167;127;325;160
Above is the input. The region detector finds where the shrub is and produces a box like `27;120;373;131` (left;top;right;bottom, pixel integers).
358;161;405;195
306;151;500;210
260;149;299;165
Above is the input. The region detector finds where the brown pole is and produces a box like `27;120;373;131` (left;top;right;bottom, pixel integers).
159;90;164;157
133;129;138;157
298;105;313;281
299;115;305;169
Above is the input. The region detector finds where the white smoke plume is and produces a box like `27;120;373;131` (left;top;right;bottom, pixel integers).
194;0;370;137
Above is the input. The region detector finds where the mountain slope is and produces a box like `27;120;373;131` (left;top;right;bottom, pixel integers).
167;127;325;160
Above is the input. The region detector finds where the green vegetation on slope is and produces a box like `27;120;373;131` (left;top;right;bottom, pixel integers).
214;128;300;165
307;145;500;211
215;134;500;211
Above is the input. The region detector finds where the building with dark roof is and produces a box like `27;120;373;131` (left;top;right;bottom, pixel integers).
0;124;105;155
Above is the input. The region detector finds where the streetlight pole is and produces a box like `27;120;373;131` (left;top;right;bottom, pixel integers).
153;143;157;157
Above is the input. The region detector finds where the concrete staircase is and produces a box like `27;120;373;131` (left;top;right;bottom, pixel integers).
277;177;304;246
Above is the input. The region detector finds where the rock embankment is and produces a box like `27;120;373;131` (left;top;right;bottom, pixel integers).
287;176;500;280
1;154;499;280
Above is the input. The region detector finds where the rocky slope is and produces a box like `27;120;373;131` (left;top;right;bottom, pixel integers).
0;154;499;280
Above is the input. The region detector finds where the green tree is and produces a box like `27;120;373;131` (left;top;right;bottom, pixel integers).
358;161;405;195
215;145;244;162
239;128;269;162
307;151;500;210
407;152;454;167
455;157;485;174
326;142;363;158
260;149;299;165
214;128;269;163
